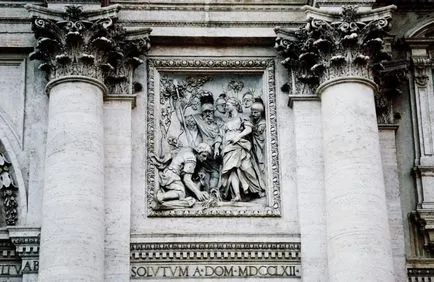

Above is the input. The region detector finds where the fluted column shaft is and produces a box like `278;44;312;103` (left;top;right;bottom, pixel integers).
319;77;394;281
39;77;106;281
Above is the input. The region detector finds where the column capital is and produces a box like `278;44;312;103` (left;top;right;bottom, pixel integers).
275;5;406;124
25;4;151;95
276;5;395;90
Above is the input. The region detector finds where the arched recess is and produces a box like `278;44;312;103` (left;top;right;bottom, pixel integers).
406;18;434;40
0;128;28;227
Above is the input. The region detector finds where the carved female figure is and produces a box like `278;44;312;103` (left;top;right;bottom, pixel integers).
250;98;266;177
219;97;264;202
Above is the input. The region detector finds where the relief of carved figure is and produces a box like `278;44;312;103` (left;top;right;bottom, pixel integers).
152;74;271;213
192;94;223;199
214;94;228;125
219;97;265;202
150;143;211;210
241;90;254;118
148;60;280;216
250;98;266;177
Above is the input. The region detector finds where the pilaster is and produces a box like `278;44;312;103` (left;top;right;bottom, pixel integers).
403;34;434;251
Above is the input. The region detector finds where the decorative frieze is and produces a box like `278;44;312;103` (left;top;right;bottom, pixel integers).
25;4;151;95
408;268;434;281
130;242;301;279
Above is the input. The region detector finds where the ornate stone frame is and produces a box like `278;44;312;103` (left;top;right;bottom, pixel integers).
146;57;281;217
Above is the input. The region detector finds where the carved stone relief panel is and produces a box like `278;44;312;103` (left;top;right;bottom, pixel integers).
147;58;280;217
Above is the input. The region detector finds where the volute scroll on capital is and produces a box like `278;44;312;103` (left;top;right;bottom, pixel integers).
275;5;394;92
275;5;406;124
25;4;151;95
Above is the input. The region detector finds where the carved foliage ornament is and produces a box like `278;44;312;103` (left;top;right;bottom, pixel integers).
0;154;18;225
28;5;151;94
275;6;392;93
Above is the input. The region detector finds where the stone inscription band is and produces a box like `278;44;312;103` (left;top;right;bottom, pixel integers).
130;242;301;279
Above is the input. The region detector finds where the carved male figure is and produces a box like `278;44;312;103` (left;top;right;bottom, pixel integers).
150;143;211;210
214;94;228;124
193;94;223;198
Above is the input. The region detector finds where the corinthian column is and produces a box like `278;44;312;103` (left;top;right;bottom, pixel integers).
276;5;397;281
25;4;150;281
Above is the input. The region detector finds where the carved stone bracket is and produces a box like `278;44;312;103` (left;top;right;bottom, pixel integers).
275;5;397;111
25;4;151;95
0;153;18;226
413;56;433;87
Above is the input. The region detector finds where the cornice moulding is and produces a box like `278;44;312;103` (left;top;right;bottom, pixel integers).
302;4;396;22
24;3;121;20
378;124;399;131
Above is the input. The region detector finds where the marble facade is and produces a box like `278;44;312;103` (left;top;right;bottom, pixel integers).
0;0;431;281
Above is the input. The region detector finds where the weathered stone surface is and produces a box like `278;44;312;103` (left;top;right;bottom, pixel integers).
0;0;426;281
39;78;105;281
320;78;394;281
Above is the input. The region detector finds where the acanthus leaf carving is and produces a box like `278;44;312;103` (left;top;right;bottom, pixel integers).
275;5;394;97
27;4;151;95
